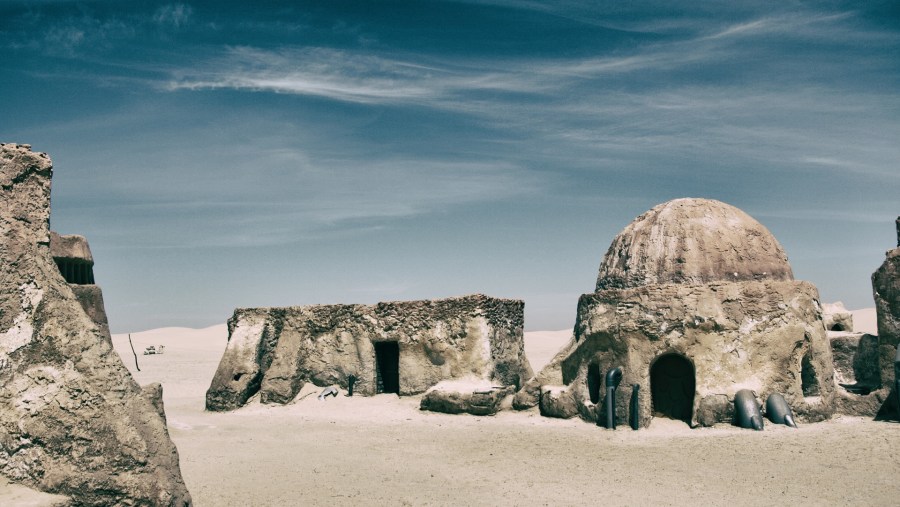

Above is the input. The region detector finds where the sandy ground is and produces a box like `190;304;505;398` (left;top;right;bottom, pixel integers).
3;315;897;506
850;307;877;335
95;321;900;507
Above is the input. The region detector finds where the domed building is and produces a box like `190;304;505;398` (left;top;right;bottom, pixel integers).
595;199;794;290
517;198;835;427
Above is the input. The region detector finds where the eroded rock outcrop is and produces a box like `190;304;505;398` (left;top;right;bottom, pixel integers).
420;380;514;416
824;300;885;415
520;198;835;427
872;217;900;420
49;231;110;339
830;333;880;389
873;218;900;390
206;294;531;413
0;144;191;506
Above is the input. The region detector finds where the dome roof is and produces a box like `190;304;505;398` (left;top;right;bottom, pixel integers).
596;198;793;291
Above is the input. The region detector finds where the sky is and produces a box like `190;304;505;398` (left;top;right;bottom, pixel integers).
1;1;898;333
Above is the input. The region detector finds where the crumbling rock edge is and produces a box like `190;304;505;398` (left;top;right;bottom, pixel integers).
0;143;191;506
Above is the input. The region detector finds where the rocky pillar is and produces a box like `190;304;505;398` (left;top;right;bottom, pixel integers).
872;217;900;387
0;144;191;505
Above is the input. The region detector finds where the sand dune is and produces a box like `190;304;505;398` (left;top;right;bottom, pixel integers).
523;329;571;372
850;307;878;335
98;320;900;506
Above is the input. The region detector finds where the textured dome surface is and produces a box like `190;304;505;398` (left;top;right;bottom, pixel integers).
596;198;793;291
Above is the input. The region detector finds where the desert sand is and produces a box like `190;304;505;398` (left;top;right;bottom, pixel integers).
851;307;878;335
97;317;900;507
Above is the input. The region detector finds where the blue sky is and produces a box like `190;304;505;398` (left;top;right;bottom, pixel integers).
2;1;898;332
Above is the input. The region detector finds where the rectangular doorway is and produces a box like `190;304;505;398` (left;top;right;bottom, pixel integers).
375;341;400;394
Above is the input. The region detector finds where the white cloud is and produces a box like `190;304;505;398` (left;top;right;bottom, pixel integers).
166;46;549;103
153;4;193;28
705;19;771;40
753;208;895;224
60;138;547;248
163;11;869;106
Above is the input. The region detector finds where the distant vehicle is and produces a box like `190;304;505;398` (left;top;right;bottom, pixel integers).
143;345;165;355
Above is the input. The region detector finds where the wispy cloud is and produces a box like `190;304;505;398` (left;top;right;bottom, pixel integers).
162;8;884;109
166;46;548;103
7;1;897;330
24;14;135;56
703;19;771;40
753;207;897;224
3;4;195;56
62;142;546;248
153;3;193;29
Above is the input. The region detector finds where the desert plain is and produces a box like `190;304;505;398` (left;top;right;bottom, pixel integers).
46;308;891;506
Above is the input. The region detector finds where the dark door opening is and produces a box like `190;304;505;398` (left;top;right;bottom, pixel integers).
586;362;602;404
375;341;400;394
650;353;695;423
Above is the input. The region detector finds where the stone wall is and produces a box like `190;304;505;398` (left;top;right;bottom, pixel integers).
0;143;191;506
206;294;530;411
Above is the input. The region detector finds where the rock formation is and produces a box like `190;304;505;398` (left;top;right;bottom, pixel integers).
824;300;885;416
0;144;191;505
49;231;110;338
872;217;900;420
206;294;531;414
830;333;880;389
420;381;514;416
872;217;900;390
830;330;887;416
517;198;835;428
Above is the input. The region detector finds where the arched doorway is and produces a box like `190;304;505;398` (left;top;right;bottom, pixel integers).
650;353;695;423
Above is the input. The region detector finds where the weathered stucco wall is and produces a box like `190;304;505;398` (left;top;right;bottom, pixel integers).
519;280;834;427
206;294;530;411
596;198;794;290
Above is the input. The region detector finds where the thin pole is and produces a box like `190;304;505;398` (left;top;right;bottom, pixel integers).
128;333;140;372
